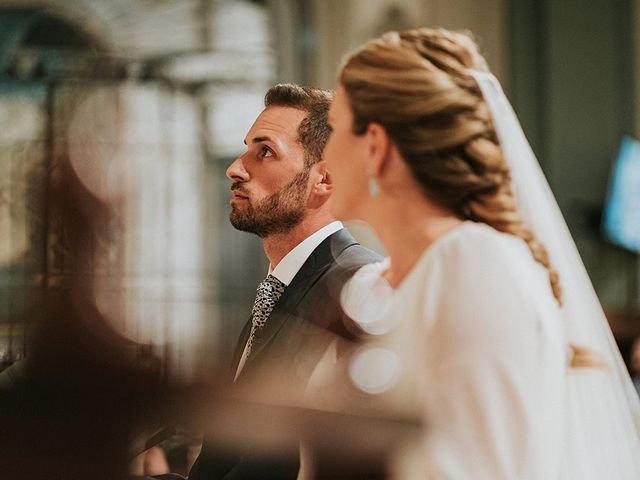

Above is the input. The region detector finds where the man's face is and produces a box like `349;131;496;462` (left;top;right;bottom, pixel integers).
226;106;311;237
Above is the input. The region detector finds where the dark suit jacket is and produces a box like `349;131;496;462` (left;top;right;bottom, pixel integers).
189;228;382;480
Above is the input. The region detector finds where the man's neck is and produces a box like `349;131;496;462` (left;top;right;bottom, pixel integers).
262;217;336;268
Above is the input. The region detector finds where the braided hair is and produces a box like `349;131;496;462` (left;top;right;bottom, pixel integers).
340;28;562;304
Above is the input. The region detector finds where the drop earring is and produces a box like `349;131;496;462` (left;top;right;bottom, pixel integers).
368;175;380;197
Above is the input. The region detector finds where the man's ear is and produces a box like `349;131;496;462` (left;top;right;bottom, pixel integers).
365;122;391;176
311;160;333;195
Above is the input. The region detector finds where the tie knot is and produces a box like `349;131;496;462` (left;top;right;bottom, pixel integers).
257;274;286;299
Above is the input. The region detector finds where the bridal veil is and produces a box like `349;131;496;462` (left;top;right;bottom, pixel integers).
469;69;640;478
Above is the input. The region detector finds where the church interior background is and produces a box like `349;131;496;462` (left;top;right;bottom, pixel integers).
0;0;639;474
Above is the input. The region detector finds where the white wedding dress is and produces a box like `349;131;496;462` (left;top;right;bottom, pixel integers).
341;221;568;479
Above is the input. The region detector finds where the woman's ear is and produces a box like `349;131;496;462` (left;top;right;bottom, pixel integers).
365;122;391;176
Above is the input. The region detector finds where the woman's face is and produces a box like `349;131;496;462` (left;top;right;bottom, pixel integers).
324;84;370;220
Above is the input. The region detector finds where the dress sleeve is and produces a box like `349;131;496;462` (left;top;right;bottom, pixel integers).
418;232;563;479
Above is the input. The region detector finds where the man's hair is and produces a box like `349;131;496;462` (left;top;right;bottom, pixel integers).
264;83;334;167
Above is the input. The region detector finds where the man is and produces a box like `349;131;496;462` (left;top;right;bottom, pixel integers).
189;84;381;479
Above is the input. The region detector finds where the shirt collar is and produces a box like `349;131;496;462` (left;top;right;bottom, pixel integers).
269;221;343;286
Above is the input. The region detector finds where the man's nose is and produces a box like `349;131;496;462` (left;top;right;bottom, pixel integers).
226;156;249;182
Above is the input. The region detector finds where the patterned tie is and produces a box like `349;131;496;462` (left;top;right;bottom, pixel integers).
244;274;286;360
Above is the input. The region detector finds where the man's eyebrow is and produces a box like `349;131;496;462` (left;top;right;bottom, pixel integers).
245;135;272;145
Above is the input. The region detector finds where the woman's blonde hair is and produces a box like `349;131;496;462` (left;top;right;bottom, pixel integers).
340;28;606;369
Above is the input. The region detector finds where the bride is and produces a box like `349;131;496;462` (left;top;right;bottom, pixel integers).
323;28;640;478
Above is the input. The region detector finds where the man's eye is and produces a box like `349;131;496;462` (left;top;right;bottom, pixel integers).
259;146;273;158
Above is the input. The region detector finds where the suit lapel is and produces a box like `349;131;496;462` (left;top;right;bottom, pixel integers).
236;228;358;378
230;318;252;379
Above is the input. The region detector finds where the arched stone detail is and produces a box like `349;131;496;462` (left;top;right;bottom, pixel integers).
0;0;208;59
0;0;118;54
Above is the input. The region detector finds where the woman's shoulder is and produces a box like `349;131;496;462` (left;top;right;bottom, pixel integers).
415;221;554;306
344;221;543;297
421;221;531;272
435;220;520;249
345;222;533;289
425;221;557;310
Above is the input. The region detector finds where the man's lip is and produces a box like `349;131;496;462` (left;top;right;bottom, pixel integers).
231;191;248;199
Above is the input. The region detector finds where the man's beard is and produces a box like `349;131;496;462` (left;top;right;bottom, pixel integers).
229;168;310;238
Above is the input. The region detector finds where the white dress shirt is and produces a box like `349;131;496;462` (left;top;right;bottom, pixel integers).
269;221;343;285
235;221;343;378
